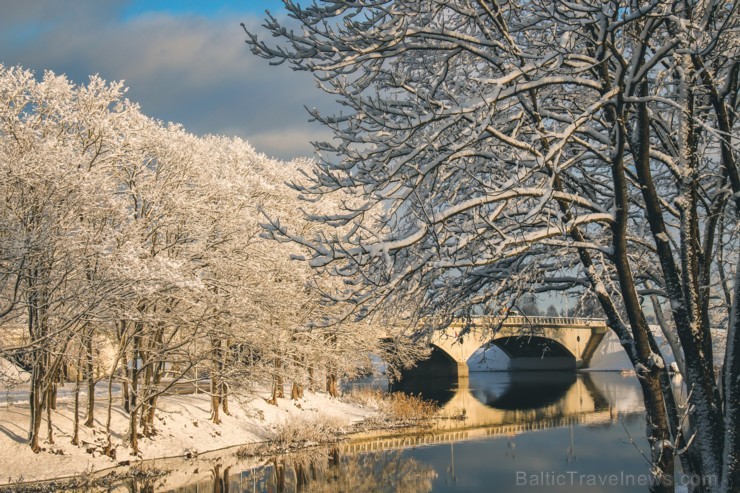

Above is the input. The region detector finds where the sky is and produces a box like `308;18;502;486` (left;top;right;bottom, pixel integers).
0;1;333;160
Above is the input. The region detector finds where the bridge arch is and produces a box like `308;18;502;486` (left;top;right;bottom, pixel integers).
490;336;577;370
401;346;470;379
414;316;608;378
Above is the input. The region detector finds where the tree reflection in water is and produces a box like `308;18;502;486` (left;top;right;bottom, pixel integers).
243;447;436;493
210;464;231;493
119;446;435;493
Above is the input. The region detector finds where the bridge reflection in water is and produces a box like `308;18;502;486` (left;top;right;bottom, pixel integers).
115;373;644;493
353;372;618;454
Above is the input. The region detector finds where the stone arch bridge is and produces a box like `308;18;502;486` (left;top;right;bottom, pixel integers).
404;316;607;378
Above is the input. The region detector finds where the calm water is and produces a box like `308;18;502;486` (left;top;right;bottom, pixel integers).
119;372;657;493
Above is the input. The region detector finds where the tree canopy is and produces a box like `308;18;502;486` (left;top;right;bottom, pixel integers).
0;65;411;455
245;1;739;490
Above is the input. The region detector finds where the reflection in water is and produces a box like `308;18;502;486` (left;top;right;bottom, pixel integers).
389;372;601;413
389;374;458;405
432;373;619;435
110;476;166;493
132;448;436;493
390;372;612;434
209;463;231;493
470;372;577;410
113;372;650;492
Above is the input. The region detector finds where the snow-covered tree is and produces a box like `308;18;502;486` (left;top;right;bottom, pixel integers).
245;2;739;490
0;66;147;451
0;65;391;456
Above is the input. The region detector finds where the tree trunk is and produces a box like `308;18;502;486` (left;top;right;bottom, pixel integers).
140;347;153;436
72;352;82;446
650;296;687;378
221;382;230;415
267;373;281;407
276;376;284;398
611;113;672;491
274;357;284;399
104;343;126;459
211;373;221;424
129;407;139;455
122;380;130;413
326;373;338;398
211;337;223;423
49;380;57;410
84;331;95;427
143;353;163;434
221;339;230;415
29;359;43;453
721;264;740;492
46;384;54;445
130;329;141;413
128;331;141;454
145;396;158;435
291;382;303;400
105;371;115;457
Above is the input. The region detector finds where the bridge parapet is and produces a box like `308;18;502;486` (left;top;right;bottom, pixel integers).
447;315;607;330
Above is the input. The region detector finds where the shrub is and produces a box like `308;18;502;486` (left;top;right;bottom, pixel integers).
345;387;438;424
271;414;348;448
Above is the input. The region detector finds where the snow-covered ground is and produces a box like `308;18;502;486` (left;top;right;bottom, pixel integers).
0;361;373;486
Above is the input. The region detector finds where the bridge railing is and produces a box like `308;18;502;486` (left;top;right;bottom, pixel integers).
449;315;607;328
379;316;608;339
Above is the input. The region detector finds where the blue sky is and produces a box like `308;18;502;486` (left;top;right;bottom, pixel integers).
0;1;331;160
123;0;288;18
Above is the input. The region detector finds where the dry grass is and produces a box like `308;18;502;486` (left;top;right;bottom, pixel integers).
344;387;438;425
0;464;167;492
384;392;438;421
271;413;348;447
343;387;386;408
237;413;349;458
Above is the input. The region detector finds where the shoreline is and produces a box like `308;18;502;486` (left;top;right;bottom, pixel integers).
0;370;641;489
0;387;378;487
0;421;441;491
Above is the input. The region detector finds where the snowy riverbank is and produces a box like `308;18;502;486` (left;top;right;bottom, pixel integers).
0;384;374;486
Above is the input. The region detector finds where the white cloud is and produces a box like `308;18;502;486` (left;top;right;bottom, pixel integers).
246;127;333;161
0;5;334;160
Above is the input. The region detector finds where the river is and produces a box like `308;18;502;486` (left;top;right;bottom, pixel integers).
108;370;662;492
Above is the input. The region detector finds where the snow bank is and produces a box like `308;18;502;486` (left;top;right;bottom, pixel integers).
0;388;373;486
